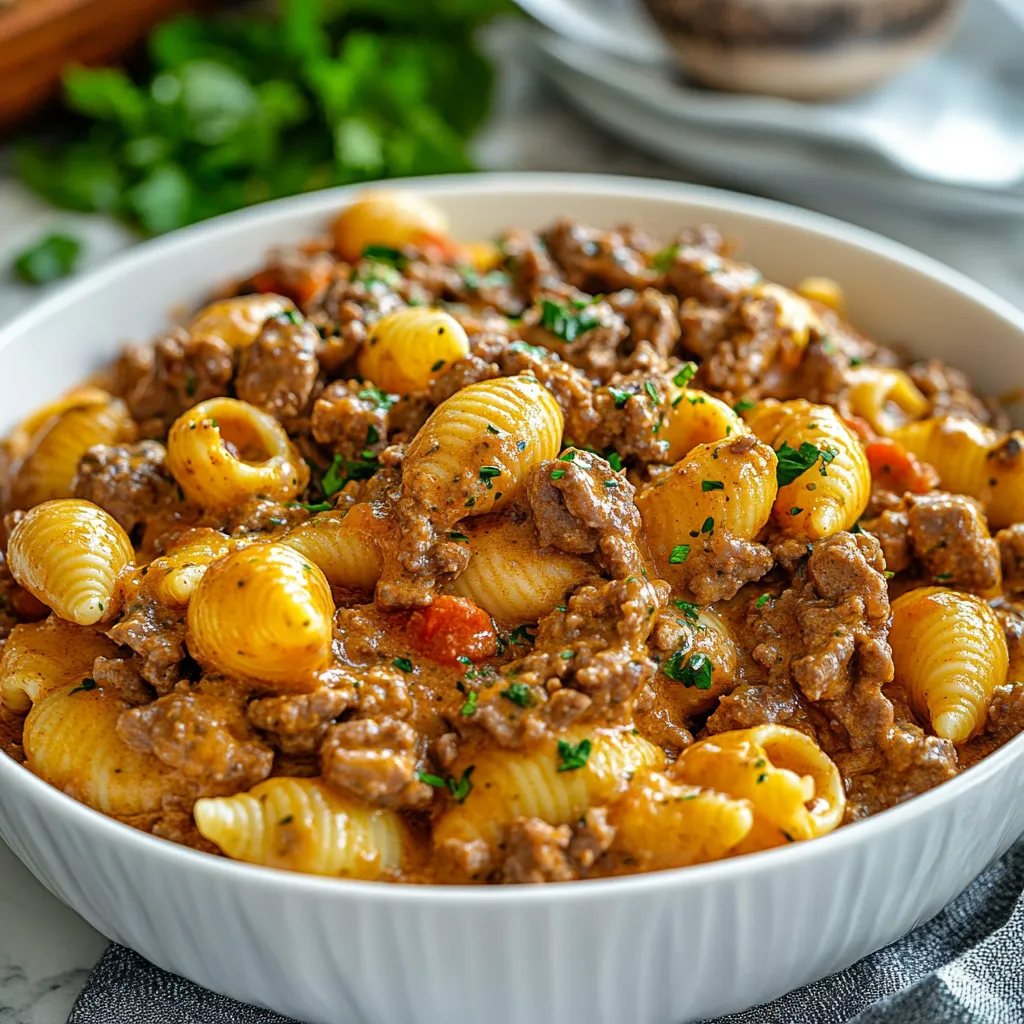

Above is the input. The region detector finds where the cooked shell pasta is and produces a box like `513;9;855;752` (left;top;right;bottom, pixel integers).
892;417;1024;529
188;293;296;349
357;307;470;396
9;389;133;509
747;399;869;538
450;512;597;623
282;505;384;593
659;388;749;463
755;282;822;365
795;276;845;316
846;367;929;436
609;768;754;873
8;499;133;626
187;543;334;690
889;586;1008;744
672;725;846;846
433;726;664;852
638;436;777;586
140;528;232;607
5;386;113;461
23;681;172;816
0;617;116;714
167;398;309;508
331;190;450;262
404;376;563;518
194;777;409;878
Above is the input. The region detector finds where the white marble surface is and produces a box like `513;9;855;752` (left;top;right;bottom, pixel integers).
1;23;1024;1024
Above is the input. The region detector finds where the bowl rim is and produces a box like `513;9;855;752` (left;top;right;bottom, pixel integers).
2;170;1023;905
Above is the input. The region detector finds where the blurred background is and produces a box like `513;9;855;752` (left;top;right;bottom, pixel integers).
1;0;1023;322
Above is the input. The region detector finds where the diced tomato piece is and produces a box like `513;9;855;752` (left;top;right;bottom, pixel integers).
407;595;497;666
842;414;877;443
865;438;938;494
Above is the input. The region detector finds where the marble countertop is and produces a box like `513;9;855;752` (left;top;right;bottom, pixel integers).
2;28;1024;1024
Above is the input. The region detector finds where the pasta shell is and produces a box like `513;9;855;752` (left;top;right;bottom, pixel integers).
188;294;296;349
450;512;597;624
282;505;384;593
433;726;663;852
889;586;1008;744
24;681;172;816
0;616;117;714
358;307;470;396
610;768;754;872
748;399;869;538
331;190;449;262
9;390;133;509
187;543;334;690
672;724;845;844
405;376;563;518
194;777;409;878
893;417;1024;529
141;528;232;607
167;397;309;509
659;388;749;463
8;499;133;626
846;367;929;436
795;276;845;316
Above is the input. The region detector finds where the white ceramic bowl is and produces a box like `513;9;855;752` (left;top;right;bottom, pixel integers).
2;174;1024;1024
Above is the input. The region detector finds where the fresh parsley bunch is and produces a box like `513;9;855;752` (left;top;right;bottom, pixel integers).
15;0;510;236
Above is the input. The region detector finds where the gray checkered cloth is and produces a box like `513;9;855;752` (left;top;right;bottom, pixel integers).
68;839;1024;1024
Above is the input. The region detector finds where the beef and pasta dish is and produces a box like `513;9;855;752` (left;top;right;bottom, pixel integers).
1;190;1022;884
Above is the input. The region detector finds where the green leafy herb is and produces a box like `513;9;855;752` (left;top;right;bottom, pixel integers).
288;500;332;513
485;423;500;435
556;738;592;772
449;531;469;542
672;362;697;388
756;773;769;784
603;480;617;488
501;682;534;708
361;244;406;268
459;689;478;715
539;298;598;342
673;599;700;622
606;451;623;473
508;623;537;645
652;244;678;273
662;651;713;690
550;468;567;481
478;465;501;489
70;677;97;695
279;814;294;825
644;380;660;405
669;544;690;564
607;387;631;408
509;340;548;360
559;649;574;659
733;397;756;413
447;765;475;803
884;570;896;580
701;480;724;492
755;594;771;609
790;507;803;516
418;771;446;788
357;386;396;412
701;516;714;534
775;441;836;487
934;572;954;581
558;449;576;462
392;656;414;673
12;233;82;285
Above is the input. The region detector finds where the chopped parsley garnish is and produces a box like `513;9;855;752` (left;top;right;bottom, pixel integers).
418;766;475;804
70;677;97;695
465;497;476;507
775;441;837;487
365;424;380;446
392;656;414;673
644;380;660;405
701;516;714;534
539;298;599;342
662;651;713;690
550;468;567;481
884;570;896;580
509;623;537;645
733;397;756;413
558;449;576;462
509;340;548;360
652;244;679;273
457;655;472;666
478;466;501;489
849;356;865;367
361;244;407;268
449;532;469;542
279;815;294;825
432;359;446;372
459;690;479;716
556;738;592;772
357;386;396;412
603;480;617;488
673;599;700;622
185;375;197;397
275;309;302;324
607;451;623;473
288;500;332;513
755;594;771;609
851;521;864;534
608;387;631;408
790;507;803;516
669;544;690;564
560;650;575;659
485;423;500;435
701;480;724;492
934;572;954;581
501;682;534;708
756;773;769;784
672;362;697;387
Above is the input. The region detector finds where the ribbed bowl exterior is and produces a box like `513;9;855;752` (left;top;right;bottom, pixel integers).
2;174;1024;1023
2;741;1023;1024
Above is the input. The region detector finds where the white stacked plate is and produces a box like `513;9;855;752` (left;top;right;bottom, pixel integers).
516;0;1024;219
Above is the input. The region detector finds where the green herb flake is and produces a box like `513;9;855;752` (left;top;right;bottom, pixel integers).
459;690;479;716
934;572;954;581
559;649;575;660
539;298;598;343
756;772;769;784
485;423;500;435
701;516;714;534
357;386;396;412
447;766;475;804
558;449;577;462
789;507;803;516
608;387;631;409
755;594;771;609
652;244;679;273
478;465;501;488
644;380;660;405
288;500;332;513
884;570;896;580
603;480;617;488
550;468;567;481
733;397;756;413
669;544;690;564
418;771;446;789
392;656;414;673
775;441;836;487
672;362;697;388
12;233;82;285
607;451;623;473
465;497;476;508
702;480;724;492
556;738;592;772
509;623;537;645
449;532;469;542
70;677;97;695
662;651;713;690
673;599;700;622
501;682;534;708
